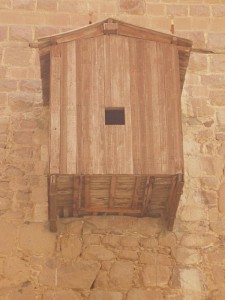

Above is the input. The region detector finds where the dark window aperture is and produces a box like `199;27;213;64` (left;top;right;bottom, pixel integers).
105;108;125;125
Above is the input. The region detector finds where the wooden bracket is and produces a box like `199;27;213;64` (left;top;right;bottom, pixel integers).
167;173;184;230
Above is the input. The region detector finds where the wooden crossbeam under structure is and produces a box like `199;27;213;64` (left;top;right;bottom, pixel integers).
48;174;184;232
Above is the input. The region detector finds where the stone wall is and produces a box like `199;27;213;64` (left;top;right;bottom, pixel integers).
0;0;225;299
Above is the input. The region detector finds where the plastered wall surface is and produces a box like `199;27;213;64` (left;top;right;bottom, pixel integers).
0;1;225;299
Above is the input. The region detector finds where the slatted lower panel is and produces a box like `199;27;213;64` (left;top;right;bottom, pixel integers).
48;174;184;232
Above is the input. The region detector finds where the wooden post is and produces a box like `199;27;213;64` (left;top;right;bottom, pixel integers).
48;175;57;232
131;176;141;209
73;176;80;216
84;175;90;208
167;174;184;230
142;176;155;216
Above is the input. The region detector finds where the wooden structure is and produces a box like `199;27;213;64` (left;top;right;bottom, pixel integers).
33;19;192;232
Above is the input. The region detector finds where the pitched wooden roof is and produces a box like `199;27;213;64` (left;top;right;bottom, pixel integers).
31;18;192;96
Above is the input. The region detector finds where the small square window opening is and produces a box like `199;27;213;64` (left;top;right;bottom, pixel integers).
105;108;125;125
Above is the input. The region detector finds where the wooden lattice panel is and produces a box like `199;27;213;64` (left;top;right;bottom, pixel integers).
48;174;184;232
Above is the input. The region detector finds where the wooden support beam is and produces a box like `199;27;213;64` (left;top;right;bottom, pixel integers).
167;174;184;231
84;175;90;208
131;176;141;209
79;207;142;214
73;176;80;216
48;175;57;232
109;176;116;208
142;176;155;216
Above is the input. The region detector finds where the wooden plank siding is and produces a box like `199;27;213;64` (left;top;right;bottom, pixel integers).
49;45;61;174
49;35;183;176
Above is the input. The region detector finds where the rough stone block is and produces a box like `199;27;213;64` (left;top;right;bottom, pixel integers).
9;284;36;300
166;4;188;16
88;291;123;300
13;0;36;10
188;157;224;177
120;235;139;247
37;0;57;11
9;26;33;42
181;234;217;248
60;235;82;261
190;5;210;16
0;221;17;255
19;223;56;255
209;55;225;73
118;249;138;261
109;261;134;289
4;48;32;67
58;260;101;289
180;268;203;292
200;177;219;190
217;109;225;126
43;290;82;300
208;33;225;49
0;0;11;9
39;258;57;287
189;99;214;118
35;26;59;39
159;232;177;247
139;251;156;264
58;0;87;13
119;0;146;15
13;131;34;145
218;180;225;213
5;165;25;177
175;247;202;265
180;205;207;222
94;271;109;288
0;80;17;92
102;234;121;247
63;220;83;236
201;74;225;89
142;265;172;287
8;92;34;112
140;237;158;248
83;234;102;246
19;80;42;93
0;26;7;41
4;257;30;284
0;117;9;134
126;288;163;300
146;4;165;15
82;245;115;261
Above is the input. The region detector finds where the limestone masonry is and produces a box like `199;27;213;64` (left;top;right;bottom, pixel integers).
0;0;225;299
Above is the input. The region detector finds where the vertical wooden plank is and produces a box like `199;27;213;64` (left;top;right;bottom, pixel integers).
172;46;183;173
157;43;168;174
66;41;77;174
162;44;175;173
76;36;105;174
60;43;68;173
50;45;61;174
90;36;105;174
48;175;57;232
104;35;133;174
77;38;92;174
109;175;116;208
